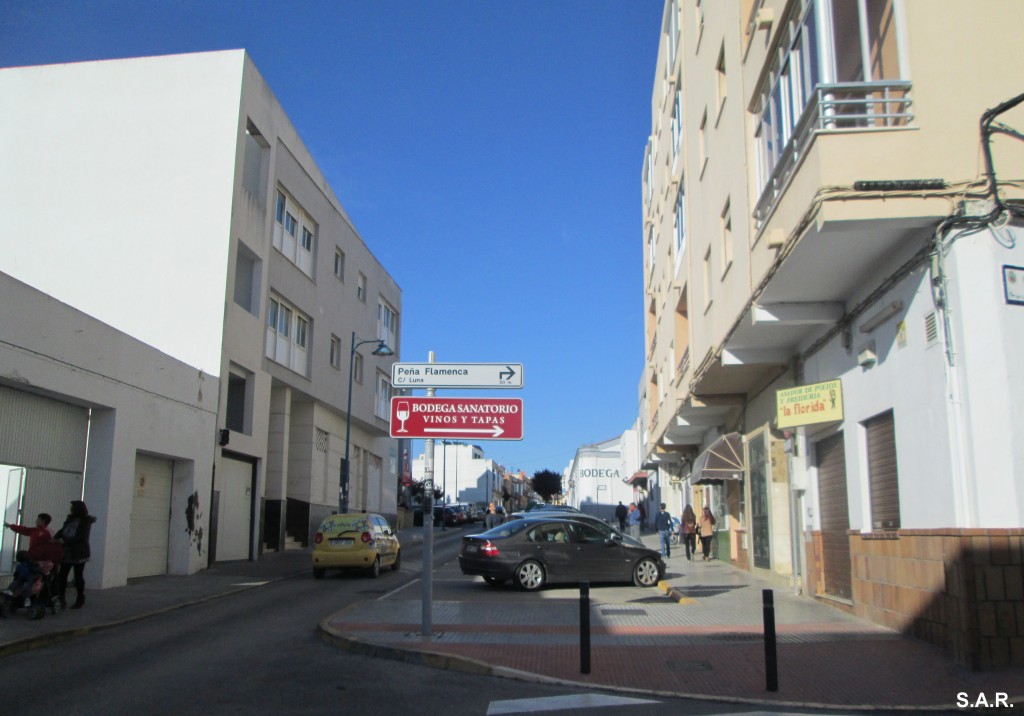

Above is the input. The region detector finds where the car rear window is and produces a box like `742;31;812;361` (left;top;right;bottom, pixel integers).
319;515;373;534
480;520;530;538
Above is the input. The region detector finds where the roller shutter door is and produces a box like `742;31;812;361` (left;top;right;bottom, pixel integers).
129;455;173;578
866;411;900;530
816;433;852;599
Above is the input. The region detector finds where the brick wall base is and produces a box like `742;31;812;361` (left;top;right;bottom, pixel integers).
810;528;1024;670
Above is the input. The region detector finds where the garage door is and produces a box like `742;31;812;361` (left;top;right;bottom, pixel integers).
129;454;173;578
217;456;253;561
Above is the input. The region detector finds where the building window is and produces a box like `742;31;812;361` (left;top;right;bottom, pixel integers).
715;44;727;120
671;84;683;173
695;0;704;50
242;120;269;206
330;335;342;370
233;241;262;316
702;248;712;310
698;109;708;177
865;410;900;530
753;0;908;218
667;0;680;68
357;273;367;303
673;188;685;258
375;371;392;420
647;225;656;273
721;198;733;275
272;186;316;278
226;363;254;435
334;248;345;281
265;295;310;376
378;299;398;350
353;352;364;384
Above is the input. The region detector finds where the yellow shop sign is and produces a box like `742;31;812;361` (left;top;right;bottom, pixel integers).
776;379;843;429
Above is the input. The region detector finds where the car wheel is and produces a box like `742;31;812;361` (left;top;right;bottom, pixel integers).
483;576;506;587
633;557;660;587
313;567;326;580
390;550;401;571
515;560;545;591
368;556;381;578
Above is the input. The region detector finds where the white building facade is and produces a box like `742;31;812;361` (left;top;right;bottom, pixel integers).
411;442;504;508
0;50;402;584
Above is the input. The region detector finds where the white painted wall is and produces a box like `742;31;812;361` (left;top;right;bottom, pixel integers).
0;271;218;588
0;51;245;375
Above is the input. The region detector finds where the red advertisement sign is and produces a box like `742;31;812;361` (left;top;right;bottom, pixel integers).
389;397;524;440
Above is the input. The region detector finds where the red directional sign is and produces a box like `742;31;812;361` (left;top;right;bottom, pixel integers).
390;397;524;440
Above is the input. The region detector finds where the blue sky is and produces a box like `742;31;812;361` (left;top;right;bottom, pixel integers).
0;1;663;477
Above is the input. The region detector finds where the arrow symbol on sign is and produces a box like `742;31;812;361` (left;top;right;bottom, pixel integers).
423;426;505;438
499;366;516;381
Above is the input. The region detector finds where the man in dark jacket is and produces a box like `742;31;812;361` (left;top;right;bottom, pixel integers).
614;502;628;530
655;503;673;558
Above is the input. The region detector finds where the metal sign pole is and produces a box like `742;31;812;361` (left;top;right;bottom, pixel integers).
421;351;435;638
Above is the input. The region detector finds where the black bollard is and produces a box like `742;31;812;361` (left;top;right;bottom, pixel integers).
763;588;778;691
580;581;591;674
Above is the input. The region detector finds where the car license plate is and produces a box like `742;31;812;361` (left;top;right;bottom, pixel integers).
330;538;353;547
465;545;478;553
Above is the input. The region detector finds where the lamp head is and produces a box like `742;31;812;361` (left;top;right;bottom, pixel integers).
372;341;394;357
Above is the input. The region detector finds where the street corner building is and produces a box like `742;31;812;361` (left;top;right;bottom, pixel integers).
640;0;1024;669
0;50;404;588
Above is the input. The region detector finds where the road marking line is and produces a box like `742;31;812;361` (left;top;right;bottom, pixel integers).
377;578;420;600
486;694;660;715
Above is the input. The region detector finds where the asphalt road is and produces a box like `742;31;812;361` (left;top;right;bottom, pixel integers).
0;526;839;716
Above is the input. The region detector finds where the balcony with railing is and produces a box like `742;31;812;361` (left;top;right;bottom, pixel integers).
754;80;914;225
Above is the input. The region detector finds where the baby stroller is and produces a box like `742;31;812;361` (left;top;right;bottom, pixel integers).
0;543;63;620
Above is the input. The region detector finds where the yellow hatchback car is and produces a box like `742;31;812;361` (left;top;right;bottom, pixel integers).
312;513;400;579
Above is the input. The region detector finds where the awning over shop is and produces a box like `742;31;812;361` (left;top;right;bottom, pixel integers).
690;433;744;485
627;471;649;485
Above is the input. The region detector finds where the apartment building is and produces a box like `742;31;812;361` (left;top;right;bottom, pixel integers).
0;51;401;585
642;0;1024;668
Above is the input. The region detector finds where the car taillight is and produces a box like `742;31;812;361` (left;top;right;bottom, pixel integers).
481;541;499;557
361;531;373;544
314;532;323;544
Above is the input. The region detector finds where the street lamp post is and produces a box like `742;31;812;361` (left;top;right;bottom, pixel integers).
341;331;393;514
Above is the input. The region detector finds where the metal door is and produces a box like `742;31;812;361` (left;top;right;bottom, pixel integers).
129;454;173;578
816;433;852;598
748;433;771;570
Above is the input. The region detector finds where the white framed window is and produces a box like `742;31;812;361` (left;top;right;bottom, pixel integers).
330;335;342;370
272;186;315;278
265;295;310;376
643;141;654;207
375;371;392;420
357;273;367;303
702;248;712;311
378;299;398;350
670;84;683;173
667;0;680;68
353;352;364;384
647;225;656;273
334;248;345;281
673;188;686;258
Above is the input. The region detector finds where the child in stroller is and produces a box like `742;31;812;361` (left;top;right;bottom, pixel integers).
1;547;62;619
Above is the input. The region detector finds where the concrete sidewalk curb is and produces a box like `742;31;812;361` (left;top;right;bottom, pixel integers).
315;609;952;713
0;568;308;660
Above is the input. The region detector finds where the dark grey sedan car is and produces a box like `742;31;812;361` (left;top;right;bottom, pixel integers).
458;517;665;591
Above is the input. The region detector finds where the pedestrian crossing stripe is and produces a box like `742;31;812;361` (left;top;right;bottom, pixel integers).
486;694;660;715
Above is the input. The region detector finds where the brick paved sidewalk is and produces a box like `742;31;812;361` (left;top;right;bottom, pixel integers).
320;548;1024;710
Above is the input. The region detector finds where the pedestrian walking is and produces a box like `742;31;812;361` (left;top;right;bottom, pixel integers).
699;505;716;561
483;502;503;530
654;503;673;558
626;502;641;540
680;504;697;560
614;501;627;531
55;500;96;609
